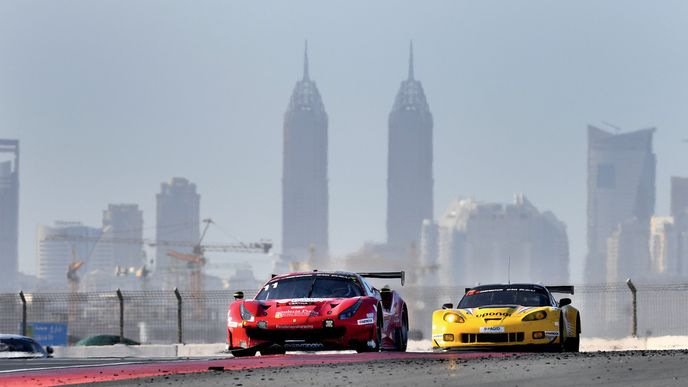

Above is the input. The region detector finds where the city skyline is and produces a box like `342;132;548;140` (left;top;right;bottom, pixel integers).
2;1;688;285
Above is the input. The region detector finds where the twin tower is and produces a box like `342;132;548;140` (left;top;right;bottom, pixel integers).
280;43;433;268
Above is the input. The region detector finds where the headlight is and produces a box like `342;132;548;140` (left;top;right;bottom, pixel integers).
240;303;255;322
339;298;363;320
522;311;547;321
443;312;465;323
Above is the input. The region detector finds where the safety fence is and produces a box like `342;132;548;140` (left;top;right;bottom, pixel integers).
0;282;686;345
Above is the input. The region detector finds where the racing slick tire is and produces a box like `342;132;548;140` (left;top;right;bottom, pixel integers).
392;311;409;352
558;315;566;352
356;310;382;353
231;348;257;357
260;345;287;356
564;314;581;353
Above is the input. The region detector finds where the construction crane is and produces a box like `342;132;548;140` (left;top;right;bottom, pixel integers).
66;246;85;330
165;219;267;296
66;258;85;292
49;219;272;293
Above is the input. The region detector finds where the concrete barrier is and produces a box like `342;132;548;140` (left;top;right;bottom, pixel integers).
53;337;688;358
53;343;229;358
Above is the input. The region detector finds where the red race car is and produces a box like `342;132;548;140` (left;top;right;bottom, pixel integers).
226;270;408;356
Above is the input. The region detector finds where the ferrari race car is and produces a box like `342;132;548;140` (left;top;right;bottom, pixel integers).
226;270;409;356
432;283;581;352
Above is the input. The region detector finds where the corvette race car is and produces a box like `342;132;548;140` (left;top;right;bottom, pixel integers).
432;283;580;352
226;270;409;356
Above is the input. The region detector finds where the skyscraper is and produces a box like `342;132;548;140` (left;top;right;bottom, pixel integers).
585;126;655;283
386;43;433;255
156;177;200;289
670;176;688;276
0;140;19;291
103;204;144;269
37;221;112;290
280;43;329;270
422;195;569;287
671;177;688;224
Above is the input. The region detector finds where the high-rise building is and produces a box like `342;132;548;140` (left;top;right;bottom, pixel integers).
280;43;329;270
671;177;688;225
37;221;112;290
0;140;19;291
156;177;200;289
421;195;569;287
649;216;676;274
670;176;688;275
103;204;144;269
386;43;433;256
585;126;655;283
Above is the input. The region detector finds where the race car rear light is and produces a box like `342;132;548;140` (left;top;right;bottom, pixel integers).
522;311;547;321
533;331;545;339
240;303;255;322
338;298;363;320
443;313;465;323
443;334;454;342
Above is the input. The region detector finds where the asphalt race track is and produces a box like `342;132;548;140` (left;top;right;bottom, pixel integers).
2;350;688;386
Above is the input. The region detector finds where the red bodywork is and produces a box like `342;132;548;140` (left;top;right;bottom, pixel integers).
226;271;408;354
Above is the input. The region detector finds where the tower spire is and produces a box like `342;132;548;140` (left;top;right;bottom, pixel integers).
303;40;310;81
408;41;414;81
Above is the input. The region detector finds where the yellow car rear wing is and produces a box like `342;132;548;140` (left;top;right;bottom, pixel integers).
462;285;575;295
546;286;574;295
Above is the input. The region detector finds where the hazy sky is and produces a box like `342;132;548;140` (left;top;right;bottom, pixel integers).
1;1;687;283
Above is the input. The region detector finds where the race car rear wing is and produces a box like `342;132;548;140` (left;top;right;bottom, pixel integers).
546;286;574;295
462;285;575;294
358;271;405;286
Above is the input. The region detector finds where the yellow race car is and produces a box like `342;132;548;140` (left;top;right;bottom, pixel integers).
432;284;580;352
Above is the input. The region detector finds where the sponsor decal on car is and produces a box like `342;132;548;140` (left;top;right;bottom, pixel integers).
227;321;239;328
289;298;330;305
479;326;505;333
545;331;560;337
357;318;375;325
275;325;314;329
273;309;319;318
476;312;511;318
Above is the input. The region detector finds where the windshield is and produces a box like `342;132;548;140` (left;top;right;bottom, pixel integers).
255;275;363;300
0;338;44;354
458;288;551;308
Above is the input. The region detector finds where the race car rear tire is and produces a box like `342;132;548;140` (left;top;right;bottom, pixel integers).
558;315;566;352
231;348;257;357
392;311;408;352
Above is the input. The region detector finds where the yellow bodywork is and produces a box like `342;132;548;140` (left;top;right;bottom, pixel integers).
432;305;579;349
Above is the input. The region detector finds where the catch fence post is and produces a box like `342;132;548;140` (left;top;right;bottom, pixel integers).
116;289;124;343
626;279;637;337
174;288;183;344
19;291;27;336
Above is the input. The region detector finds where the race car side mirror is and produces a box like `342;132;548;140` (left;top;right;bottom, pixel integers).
46;346;53;354
442;303;453;309
559;298;571;307
233;291;244;300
